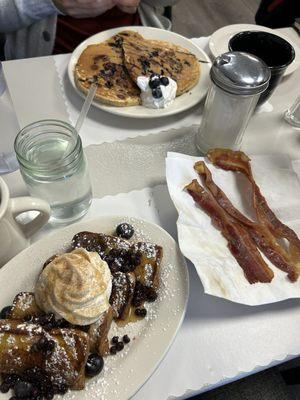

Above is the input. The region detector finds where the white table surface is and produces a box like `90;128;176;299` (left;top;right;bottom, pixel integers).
1;28;300;400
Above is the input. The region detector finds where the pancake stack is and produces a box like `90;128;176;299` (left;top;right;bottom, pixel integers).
74;30;200;107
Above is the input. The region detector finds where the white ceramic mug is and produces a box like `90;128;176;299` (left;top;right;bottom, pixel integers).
0;176;50;266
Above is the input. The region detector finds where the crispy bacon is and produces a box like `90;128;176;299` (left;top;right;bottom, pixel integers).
208;148;300;276
185;179;274;284
207;148;251;174
194;161;298;281
194;161;252;226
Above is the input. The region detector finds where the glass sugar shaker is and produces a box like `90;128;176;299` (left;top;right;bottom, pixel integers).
196;52;271;154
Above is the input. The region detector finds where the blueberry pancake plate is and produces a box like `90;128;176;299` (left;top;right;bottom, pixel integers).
0;215;189;400
68;26;211;118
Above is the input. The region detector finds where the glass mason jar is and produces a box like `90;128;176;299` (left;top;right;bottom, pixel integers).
196;52;271;155
14;120;92;224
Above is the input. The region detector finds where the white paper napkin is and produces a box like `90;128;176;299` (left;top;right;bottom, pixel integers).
166;152;300;306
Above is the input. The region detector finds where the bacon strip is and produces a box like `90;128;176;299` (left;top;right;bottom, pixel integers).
207;148;300;275
194;161;298;281
185;179;274;284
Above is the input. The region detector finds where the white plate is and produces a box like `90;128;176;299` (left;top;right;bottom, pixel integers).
0;215;189;400
68;26;211;119
209;23;300;76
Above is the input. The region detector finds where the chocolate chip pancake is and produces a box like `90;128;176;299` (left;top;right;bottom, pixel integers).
74;30;200;106
74;32;141;107
121;35;200;96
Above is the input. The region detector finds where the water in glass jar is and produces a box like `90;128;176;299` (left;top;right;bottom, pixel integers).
21;134;92;224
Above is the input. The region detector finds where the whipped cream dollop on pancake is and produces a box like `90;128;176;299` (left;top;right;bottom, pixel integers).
35;248;112;325
137;75;177;109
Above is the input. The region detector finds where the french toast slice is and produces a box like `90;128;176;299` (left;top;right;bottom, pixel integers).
72;231;162;322
0;320;89;390
132;242;162;291
88;306;114;356
72;231;162;290
72;231;130;259
8;291;113;358
10;292;43;320
110;272;136;319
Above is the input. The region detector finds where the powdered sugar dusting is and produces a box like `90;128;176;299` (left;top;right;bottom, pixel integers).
0;216;188;400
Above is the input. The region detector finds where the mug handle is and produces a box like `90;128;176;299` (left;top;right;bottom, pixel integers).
9;197;51;238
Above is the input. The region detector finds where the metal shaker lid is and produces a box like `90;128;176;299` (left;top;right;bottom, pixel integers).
210;51;271;95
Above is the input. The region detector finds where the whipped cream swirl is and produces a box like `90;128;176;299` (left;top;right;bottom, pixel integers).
35;248;112;326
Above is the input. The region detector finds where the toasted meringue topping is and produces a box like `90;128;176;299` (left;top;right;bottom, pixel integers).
35;248;112;325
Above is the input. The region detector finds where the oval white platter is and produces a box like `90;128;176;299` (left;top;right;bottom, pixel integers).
0;215;189;400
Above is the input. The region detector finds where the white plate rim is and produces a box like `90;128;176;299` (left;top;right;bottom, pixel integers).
0;215;189;400
68;26;211;119
209;23;300;76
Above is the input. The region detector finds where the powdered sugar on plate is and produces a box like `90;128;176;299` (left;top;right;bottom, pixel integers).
0;215;188;400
